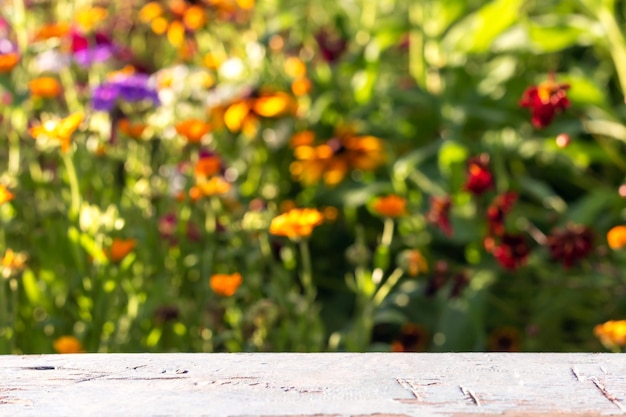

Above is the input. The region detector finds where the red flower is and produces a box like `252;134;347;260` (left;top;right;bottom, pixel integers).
315;28;347;63
426;195;452;236
519;78;570;129
547;224;593;268
488;233;529;270
487;192;518;236
424;260;449;297
464;155;493;196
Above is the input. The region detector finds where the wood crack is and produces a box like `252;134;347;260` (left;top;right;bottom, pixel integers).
459;385;481;407
589;377;625;411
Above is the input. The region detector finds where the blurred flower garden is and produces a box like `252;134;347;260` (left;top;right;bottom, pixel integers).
4;0;626;354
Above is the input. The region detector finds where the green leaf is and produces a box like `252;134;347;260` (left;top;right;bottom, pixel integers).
438;140;468;178
443;0;525;54
22;269;41;304
428;0;469;38
518;177;567;214
352;66;378;104
560;74;609;108
566;189;623;225
394;141;441;180
527;15;599;53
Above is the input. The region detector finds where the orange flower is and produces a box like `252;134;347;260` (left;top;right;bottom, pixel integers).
29;112;84;153
371;195;407;218
594;320;626;349
290;129;385;187
210;272;243;297
175;119;212;143
0;52;19;73
139;1;207;47
106;238;137;263
195;155;221;178
390;323;429;352
488;327;522;352
607;225;626;250
290;130;315;147
397;249;428;277
117;119;147;140
53;336;85;353
194;176;231;197
291;78;312;96
0;185;14;205
206;0;255;17
33;23;70;41
223;91;296;136
29;77;62;99
269;208;324;239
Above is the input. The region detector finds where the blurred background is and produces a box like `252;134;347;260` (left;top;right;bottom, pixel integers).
1;0;626;354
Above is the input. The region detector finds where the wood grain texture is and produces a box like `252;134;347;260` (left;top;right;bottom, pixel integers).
0;353;625;416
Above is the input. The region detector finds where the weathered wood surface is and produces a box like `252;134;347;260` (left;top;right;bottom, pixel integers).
1;353;626;416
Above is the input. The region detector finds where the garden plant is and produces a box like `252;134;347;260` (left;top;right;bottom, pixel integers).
2;0;626;354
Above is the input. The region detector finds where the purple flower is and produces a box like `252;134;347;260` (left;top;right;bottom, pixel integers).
74;44;115;67
91;73;160;112
71;31;117;68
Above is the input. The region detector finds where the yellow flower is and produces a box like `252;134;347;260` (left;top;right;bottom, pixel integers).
29;112;84;153
0;185;14;205
607;225;626;250
74;7;108;32
594;320;626;349
106;239;137;263
371;195;407;218
53;336;85;353
269;208;324;239
1;248;27;278
210;273;243;297
284;56;307;78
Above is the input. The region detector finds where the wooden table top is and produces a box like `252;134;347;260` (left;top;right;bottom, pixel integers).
0;353;624;416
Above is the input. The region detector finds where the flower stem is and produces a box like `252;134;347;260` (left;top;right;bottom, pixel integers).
597;7;626;95
373;267;404;307
0;277;8;353
62;152;81;223
381;217;394;247
298;239;316;303
408;4;426;89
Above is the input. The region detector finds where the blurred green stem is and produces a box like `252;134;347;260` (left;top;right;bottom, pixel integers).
596;7;626;94
6;107;24;177
298;239;316;303
62;152;81;222
409;4;426;89
381;217;394;247
373;267;404;307
0;278;8;353
10;0;27;53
